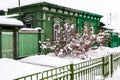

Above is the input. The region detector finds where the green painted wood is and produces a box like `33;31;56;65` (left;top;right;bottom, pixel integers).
13;30;18;59
78;17;100;35
111;32;118;48
118;36;120;46
18;33;38;57
1;32;14;58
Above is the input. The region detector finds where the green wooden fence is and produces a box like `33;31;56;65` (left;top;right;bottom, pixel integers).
1;32;14;58
1;31;40;58
18;32;39;57
15;53;120;80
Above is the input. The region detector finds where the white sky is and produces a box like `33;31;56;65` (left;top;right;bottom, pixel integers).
1;0;120;15
1;0;120;29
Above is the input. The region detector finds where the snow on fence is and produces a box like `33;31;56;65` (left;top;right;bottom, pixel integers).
14;53;120;80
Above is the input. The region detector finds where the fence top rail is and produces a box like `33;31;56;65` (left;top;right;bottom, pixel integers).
74;57;102;65
74;62;103;73
14;72;41;80
19;31;39;33
113;54;120;60
43;63;71;72
14;64;71;80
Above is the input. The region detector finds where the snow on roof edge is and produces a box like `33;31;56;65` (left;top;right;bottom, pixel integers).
0;17;23;26
1;14;19;18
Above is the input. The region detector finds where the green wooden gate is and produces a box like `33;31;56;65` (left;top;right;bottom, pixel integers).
1;32;14;58
18;32;39;57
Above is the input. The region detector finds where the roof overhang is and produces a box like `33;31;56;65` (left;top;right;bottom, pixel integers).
0;16;23;30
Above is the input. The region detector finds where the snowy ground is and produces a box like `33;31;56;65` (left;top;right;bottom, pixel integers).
19;46;115;68
0;58;50;80
0;46;120;80
105;66;120;80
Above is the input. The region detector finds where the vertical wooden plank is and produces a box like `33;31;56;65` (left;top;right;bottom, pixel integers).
18;32;38;57
13;29;18;59
38;29;41;54
0;27;2;58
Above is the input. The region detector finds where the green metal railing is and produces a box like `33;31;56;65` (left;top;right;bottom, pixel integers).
73;57;103;80
15;64;71;80
15;52;120;80
113;53;120;69
102;55;109;77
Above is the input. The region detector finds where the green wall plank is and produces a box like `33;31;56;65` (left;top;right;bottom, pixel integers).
18;33;38;57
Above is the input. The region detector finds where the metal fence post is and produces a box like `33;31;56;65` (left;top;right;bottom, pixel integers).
102;57;105;76
70;63;74;80
109;54;113;77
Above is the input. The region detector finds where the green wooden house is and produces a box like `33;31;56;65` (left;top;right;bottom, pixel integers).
7;1;103;55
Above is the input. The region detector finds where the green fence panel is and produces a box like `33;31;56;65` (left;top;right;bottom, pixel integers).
14;53;120;80
74;57;103;80
1;32;14;58
41;64;71;80
15;64;71;80
14;58;103;80
18;33;38;57
102;55;109;77
113;53;120;69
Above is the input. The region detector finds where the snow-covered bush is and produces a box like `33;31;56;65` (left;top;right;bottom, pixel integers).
40;22;108;58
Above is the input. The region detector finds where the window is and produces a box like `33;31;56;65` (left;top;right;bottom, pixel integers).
22;15;34;28
24;23;32;28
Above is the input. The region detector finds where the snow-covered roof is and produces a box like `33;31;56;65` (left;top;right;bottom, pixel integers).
1;14;19;18
102;25;114;30
113;29;120;33
0;16;23;26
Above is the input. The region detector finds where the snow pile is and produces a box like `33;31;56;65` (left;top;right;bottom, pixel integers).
95;75;104;80
111;46;120;53
19;55;83;67
105;66;120;80
19;46;120;69
86;46;112;59
0;16;23;26
0;58;49;80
